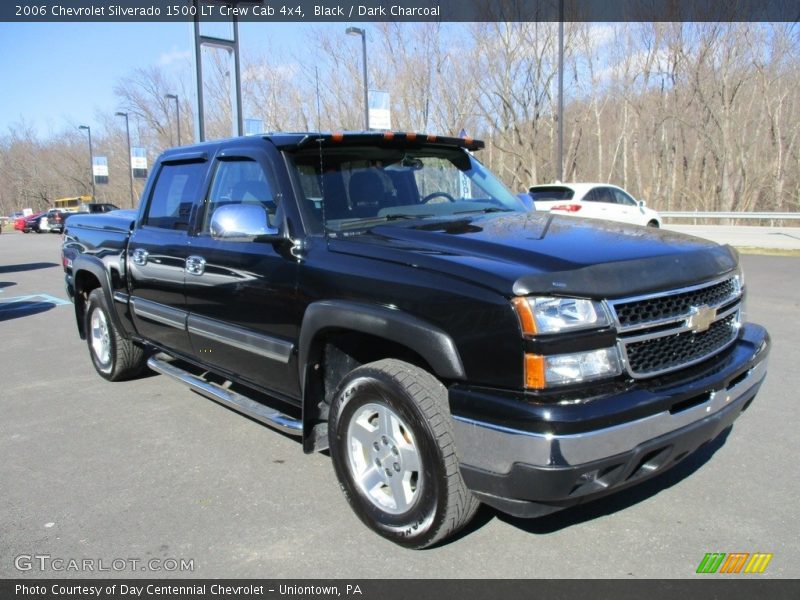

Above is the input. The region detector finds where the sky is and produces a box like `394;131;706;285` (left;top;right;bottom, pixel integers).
0;20;643;142
0;21;336;139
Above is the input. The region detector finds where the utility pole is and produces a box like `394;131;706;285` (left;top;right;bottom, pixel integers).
78;125;96;200
115;112;135;207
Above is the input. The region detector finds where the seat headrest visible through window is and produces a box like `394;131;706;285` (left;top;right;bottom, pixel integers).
231;179;271;205
348;169;384;217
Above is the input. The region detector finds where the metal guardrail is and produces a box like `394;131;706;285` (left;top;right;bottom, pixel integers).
661;211;800;220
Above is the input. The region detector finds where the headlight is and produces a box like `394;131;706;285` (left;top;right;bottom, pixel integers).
525;348;622;389
734;269;746;324
513;296;610;335
733;269;744;295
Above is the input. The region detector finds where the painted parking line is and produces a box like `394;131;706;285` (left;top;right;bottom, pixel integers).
0;293;71;321
0;293;71;306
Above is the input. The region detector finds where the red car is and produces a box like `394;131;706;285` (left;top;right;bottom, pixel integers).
20;212;44;233
14;214;32;231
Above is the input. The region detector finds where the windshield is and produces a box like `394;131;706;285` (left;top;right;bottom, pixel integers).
289;145;526;233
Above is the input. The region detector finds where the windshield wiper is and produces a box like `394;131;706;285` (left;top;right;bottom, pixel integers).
381;213;434;220
453;207;514;215
330;213;434;232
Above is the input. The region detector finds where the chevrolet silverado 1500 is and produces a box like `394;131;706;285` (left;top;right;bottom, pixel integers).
62;132;770;548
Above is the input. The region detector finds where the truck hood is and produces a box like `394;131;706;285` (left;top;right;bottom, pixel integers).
327;212;738;298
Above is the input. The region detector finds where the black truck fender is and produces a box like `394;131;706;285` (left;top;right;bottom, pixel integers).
298;300;466;452
71;254;132;341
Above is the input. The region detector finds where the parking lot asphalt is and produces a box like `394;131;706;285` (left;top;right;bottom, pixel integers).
1;230;797;579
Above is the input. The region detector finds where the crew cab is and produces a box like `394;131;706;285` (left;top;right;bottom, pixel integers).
62;132;769;548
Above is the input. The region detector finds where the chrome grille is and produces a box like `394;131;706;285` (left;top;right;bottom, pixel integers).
613;277;739;331
609;275;742;378
623;313;738;376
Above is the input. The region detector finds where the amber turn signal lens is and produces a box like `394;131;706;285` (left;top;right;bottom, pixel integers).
512;297;537;335
524;354;546;389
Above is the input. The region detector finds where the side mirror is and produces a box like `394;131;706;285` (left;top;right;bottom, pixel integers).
638;199;647;208
210;204;280;242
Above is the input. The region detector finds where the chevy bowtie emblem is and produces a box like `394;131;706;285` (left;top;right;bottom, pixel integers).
687;305;717;333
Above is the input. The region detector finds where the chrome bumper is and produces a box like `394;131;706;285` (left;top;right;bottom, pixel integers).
452;352;768;474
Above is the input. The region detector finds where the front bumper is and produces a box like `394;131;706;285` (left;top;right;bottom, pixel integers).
451;323;770;517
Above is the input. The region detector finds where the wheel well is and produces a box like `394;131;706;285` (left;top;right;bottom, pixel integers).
302;329;438;450
647;219;660;228
74;270;101;338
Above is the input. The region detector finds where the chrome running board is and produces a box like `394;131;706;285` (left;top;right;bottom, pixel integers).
147;355;302;436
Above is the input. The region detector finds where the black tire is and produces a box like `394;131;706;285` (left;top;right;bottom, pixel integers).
647;220;660;228
84;288;146;381
329;359;479;549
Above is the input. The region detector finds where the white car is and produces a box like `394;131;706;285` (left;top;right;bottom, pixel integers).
528;183;662;227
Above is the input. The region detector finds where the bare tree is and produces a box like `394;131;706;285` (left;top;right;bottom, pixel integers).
3;22;799;219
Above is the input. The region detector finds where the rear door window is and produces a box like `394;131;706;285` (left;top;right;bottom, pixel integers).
589;187;615;204
143;161;206;230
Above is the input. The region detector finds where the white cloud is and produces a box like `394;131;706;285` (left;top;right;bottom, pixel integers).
158;48;192;67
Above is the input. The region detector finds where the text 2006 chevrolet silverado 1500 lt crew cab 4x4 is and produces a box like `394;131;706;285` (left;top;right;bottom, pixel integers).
62;132;770;548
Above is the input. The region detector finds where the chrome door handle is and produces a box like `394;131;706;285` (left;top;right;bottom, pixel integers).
185;255;206;276
131;248;148;266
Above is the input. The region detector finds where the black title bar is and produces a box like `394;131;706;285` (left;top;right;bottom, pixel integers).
3;0;800;22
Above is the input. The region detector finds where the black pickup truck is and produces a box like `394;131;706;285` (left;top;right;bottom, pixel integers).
62;132;770;548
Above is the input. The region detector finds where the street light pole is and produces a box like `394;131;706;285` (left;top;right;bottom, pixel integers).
78;125;95;200
557;0;564;182
165;93;181;146
115;112;135;208
346;26;369;130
